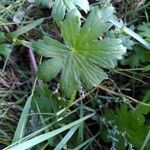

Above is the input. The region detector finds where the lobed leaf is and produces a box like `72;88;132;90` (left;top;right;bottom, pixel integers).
33;6;126;97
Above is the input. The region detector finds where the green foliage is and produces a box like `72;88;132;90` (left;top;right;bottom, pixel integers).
0;32;11;56
135;90;150;121
0;32;5;43
33;6;126;97
126;22;150;67
52;0;89;23
144;65;150;71
127;45;150;67
141;130;150;150
10;18;44;39
138;23;150;42
6;84;95;150
107;26;135;50
103;104;150;149
110;19;150;49
7;114;94;150
35;0;90;24
32;86;61;115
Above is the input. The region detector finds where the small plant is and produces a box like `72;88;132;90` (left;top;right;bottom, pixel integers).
103;103;150;149
33;6;126;97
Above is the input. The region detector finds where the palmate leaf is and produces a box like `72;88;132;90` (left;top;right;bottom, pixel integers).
32;6;126;97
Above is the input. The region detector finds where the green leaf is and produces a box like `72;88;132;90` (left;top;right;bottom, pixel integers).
60;11;81;47
60;54;81;96
0;32;11;56
141;130;150;150
12;95;32;143
9;18;44;39
73;0;89;13
138;23;150;38
33;6;126;97
37;58;63;80
33;85;60;114
0;44;11;56
54;125;79;150
51;0;90;24
0;32;6;43
127;45;150;67
33;37;68;57
144;65;150;71
104;104;150;149
107;26;135;50
77;6;114;44
110;19;150;50
74;135;97;150
12;78;38;143
135;90;150;123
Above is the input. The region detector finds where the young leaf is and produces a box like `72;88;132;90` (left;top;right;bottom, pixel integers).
51;0;90;24
33;6;126;97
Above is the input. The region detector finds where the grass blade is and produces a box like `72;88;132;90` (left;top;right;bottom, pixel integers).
12;95;32;143
9;18;44;39
54;125;79;150
140;130;150;150
5;113;95;150
74;134;98;150
12;78;37;143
